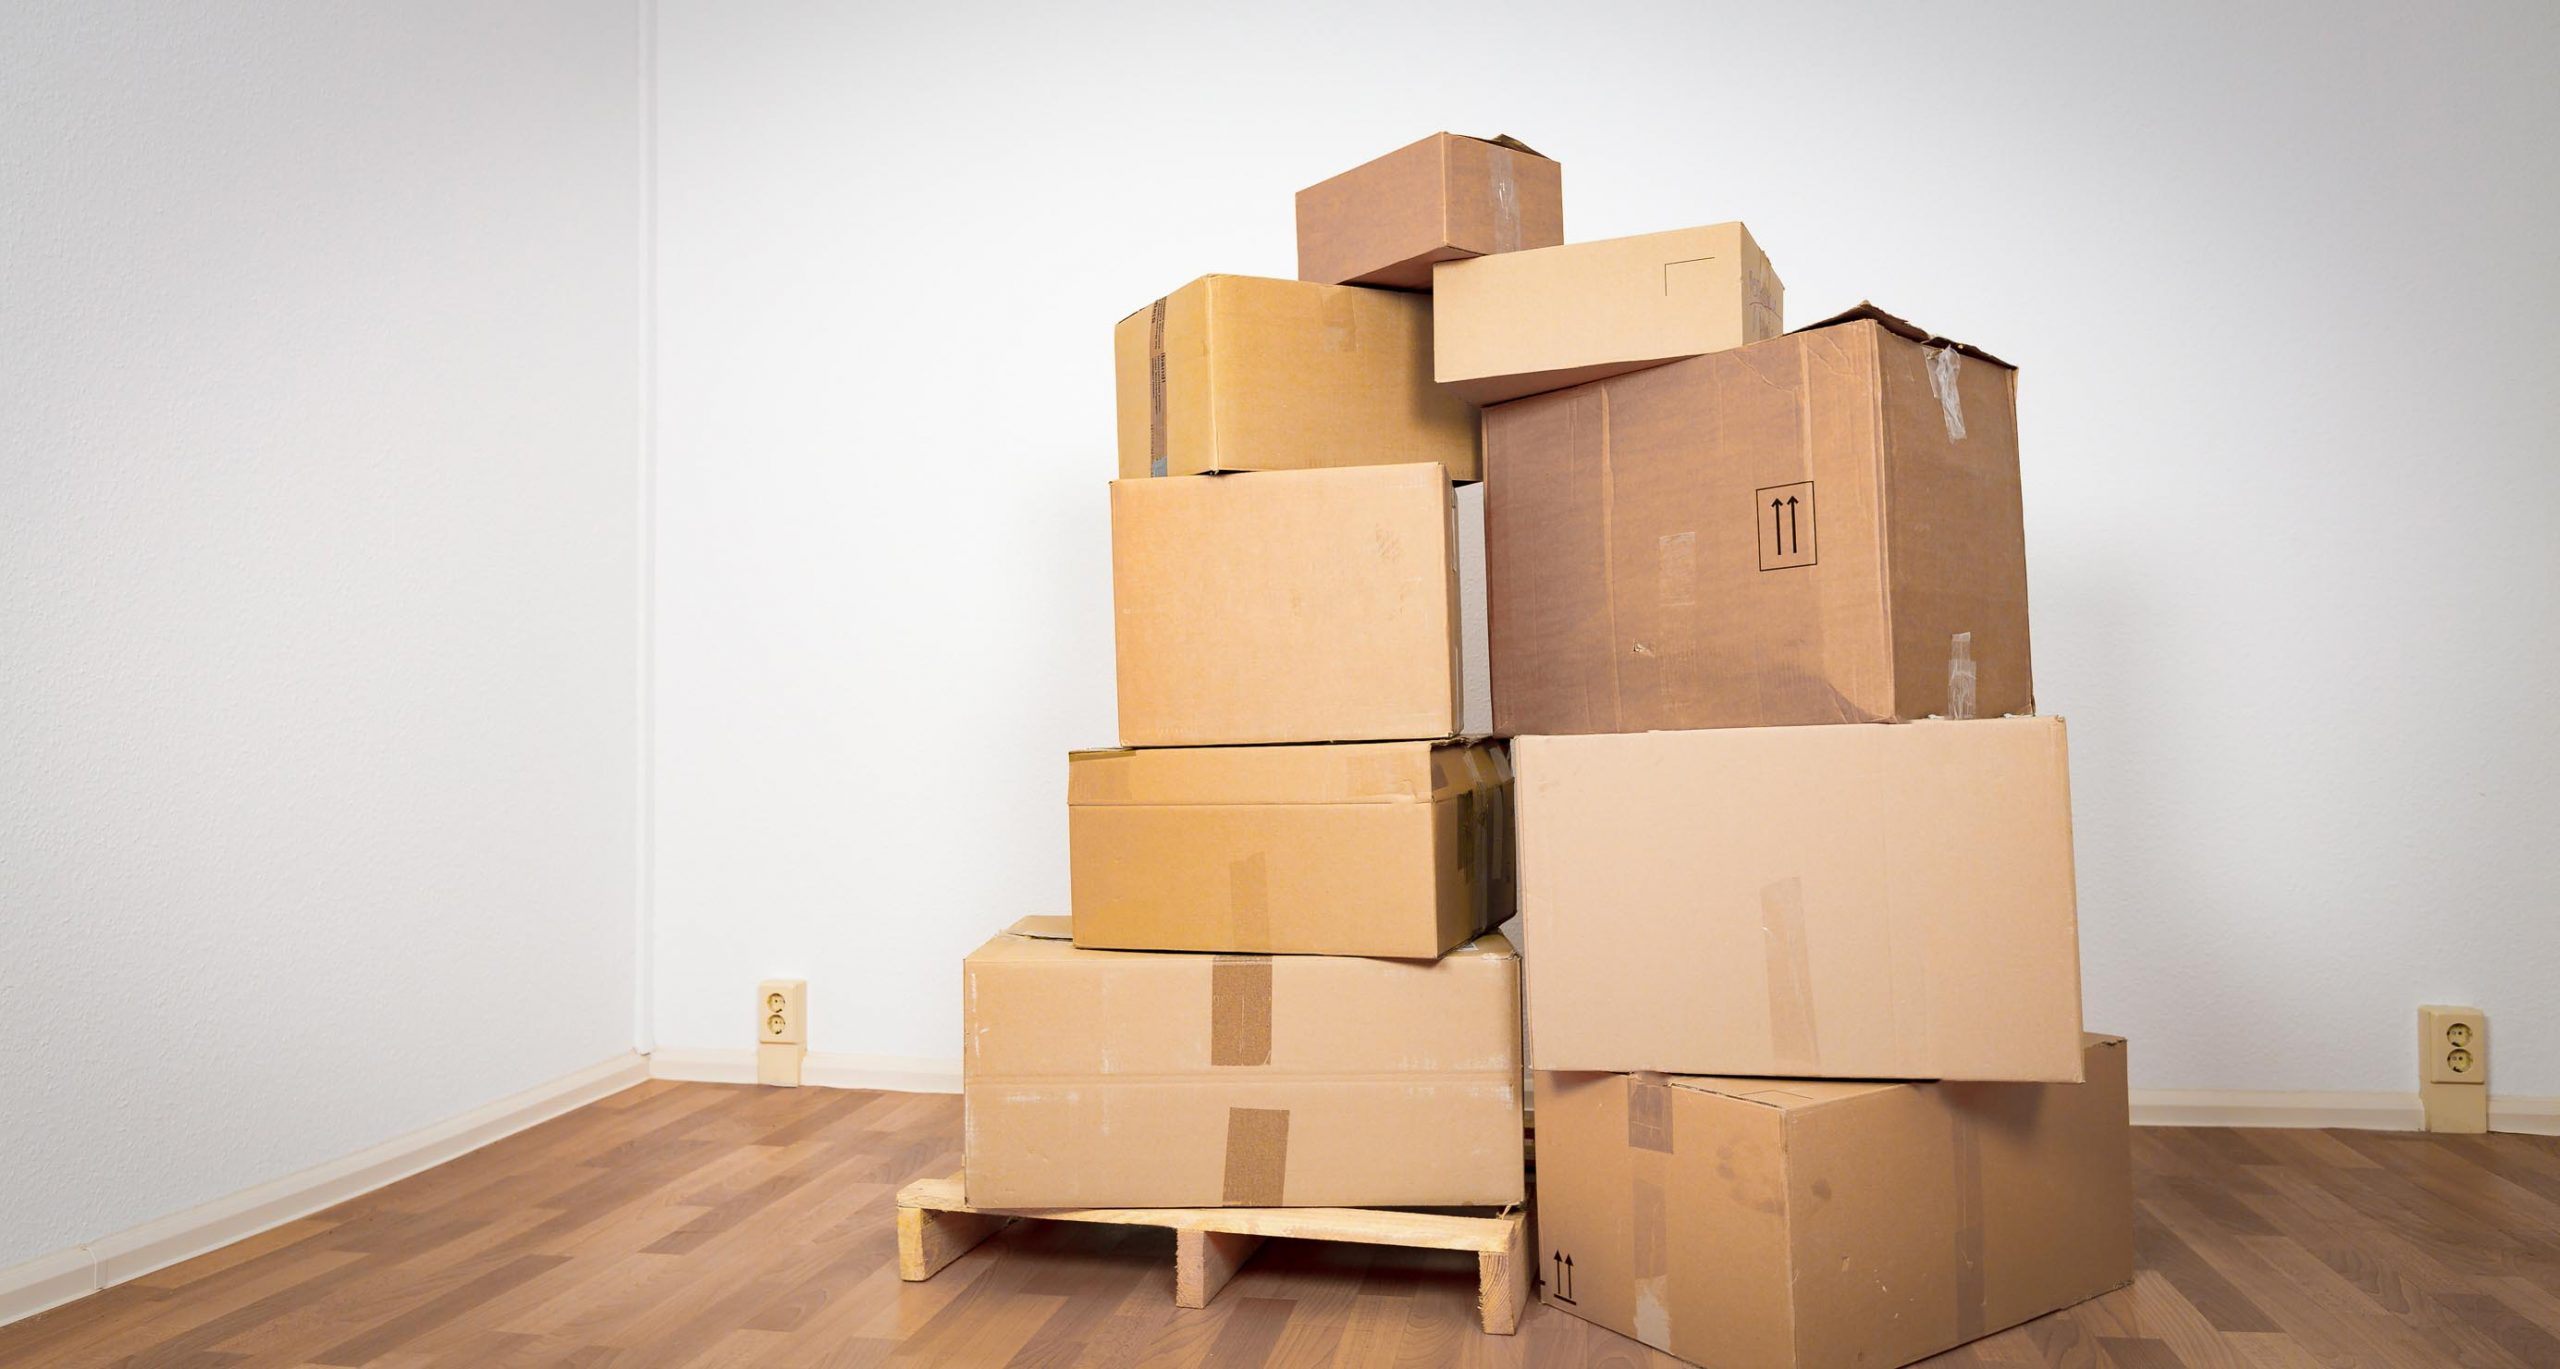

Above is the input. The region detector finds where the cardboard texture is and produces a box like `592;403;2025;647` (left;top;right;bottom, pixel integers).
1295;133;1564;291
963;917;1525;1209
1484;303;2030;736
1112;463;1486;746
1068;740;1513;958
1514;716;2084;1082
1113;274;1480;480
1433;223;1782;405
1534;1036;2133;1368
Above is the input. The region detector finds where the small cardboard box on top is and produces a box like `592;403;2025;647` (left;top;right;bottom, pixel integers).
1485;304;2029;736
1534;1036;2133;1369
1112;463;1488;747
962;917;1524;1210
1113;274;1479;480
1069;741;1511;958
1295;132;1563;291
1433;222;1782;405
1514;715;2085;1083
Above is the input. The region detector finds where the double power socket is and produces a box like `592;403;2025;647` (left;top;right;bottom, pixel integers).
2418;1004;2486;1133
759;979;807;1087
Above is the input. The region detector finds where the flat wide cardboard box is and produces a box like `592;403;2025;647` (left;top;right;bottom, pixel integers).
1535;1036;2132;1368
1433;223;1781;405
1515;716;2084;1082
1114;274;1479;480
1486;303;2028;735
963;917;1524;1209
1113;463;1486;746
1296;132;1563;290
1069;741;1512;957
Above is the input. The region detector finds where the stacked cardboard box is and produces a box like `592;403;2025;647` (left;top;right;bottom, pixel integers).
953;130;2132;1366
961;133;1564;1213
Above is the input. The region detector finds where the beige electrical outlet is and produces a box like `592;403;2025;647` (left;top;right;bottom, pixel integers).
757;1041;805;1088
760;979;807;1045
2418;1004;2486;1134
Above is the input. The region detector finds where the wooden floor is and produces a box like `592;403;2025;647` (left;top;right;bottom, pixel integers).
7;1081;2560;1367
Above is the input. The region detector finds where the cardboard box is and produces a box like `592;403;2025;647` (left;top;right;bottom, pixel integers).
1295;132;1564;290
1113;274;1479;480
1534;1035;2132;1368
1069;741;1512;958
1485;304;2028;736
1433;223;1781;405
1515;716;2084;1082
1113;463;1487;746
963;917;1524;1209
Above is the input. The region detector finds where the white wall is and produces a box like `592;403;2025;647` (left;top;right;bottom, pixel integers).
0;1;643;1270
650;1;2560;1097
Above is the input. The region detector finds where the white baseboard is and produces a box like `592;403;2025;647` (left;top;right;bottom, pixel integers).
647;1047;962;1093
0;1051;648;1331
2130;1088;2423;1130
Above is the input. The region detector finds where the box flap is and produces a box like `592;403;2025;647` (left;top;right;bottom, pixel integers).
1069;741;1502;807
1465;131;1550;160
1791;301;2012;369
1002;914;1072;941
1663;1075;1906;1110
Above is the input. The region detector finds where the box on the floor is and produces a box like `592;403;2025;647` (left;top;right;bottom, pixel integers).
1485;303;2028;736
1295;132;1563;290
1534;1035;2133;1369
1433;222;1781;405
1068;740;1511;958
1514;715;2084;1082
1112;463;1487;746
1112;274;1479;480
962;917;1524;1209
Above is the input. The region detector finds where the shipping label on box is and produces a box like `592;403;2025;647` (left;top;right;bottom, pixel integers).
962;917;1524;1209
1515;716;2084;1082
1535;1036;2132;1368
1295;132;1564;291
1112;274;1479;480
1486;303;2029;736
1433;222;1781;405
1069;740;1512;958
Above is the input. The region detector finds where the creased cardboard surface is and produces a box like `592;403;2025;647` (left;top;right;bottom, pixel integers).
1514;717;2084;1082
1295;132;1564;291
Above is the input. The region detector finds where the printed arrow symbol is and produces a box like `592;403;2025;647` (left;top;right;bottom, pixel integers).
1771;498;1784;553
1786;495;1800;555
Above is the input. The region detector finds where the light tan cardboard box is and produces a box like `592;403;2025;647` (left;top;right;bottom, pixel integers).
1486;303;2028;736
962;917;1524;1209
1534;1035;2132;1368
1113;274;1479;480
1433;222;1781;405
1112;463;1486;746
1515;716;2084;1082
1068;740;1511;957
1295;132;1563;290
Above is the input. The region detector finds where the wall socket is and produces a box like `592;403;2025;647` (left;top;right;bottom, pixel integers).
2418;1004;2486;1133
759;979;807;1088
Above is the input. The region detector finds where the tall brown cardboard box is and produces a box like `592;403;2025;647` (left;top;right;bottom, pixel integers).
963;918;1524;1209
1514;716;2085;1082
1113;274;1479;480
1068;741;1511;957
1112;463;1485;746
1295;133;1564;290
1534;1036;2133;1368
1486;303;2028;736
1433;223;1782;405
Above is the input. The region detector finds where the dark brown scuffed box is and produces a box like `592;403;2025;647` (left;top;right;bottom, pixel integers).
1295;133;1562;291
1484;303;2031;736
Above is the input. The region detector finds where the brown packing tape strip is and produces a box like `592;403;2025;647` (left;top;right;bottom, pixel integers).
1209;955;1272;1067
1346;749;1412;800
1146;296;1169;477
1628;1078;1675;1351
1759;877;1822;1073
1222;1106;1290;1206
1228;852;1270;950
1627;1078;1674;1154
1951;1098;1987;1340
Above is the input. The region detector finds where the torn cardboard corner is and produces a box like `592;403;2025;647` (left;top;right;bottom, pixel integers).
1111;463;1488;746
1484;301;2029;735
961;926;1523;1209
1534;1036;2132;1368
1432;222;1782;405
1111;274;1479;480
1295;132;1564;291
1514;716;2085;1083
1068;740;1513;958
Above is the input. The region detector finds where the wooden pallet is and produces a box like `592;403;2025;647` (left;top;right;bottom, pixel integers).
894;1175;1531;1334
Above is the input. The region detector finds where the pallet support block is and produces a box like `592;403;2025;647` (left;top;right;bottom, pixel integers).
896;1196;1012;1281
1175;1229;1266;1308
